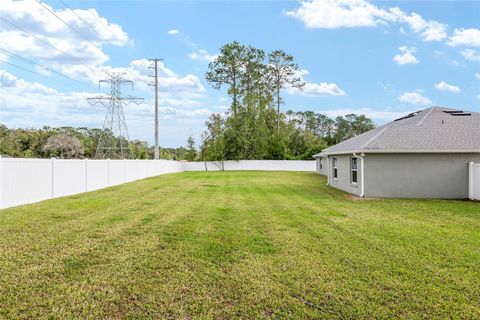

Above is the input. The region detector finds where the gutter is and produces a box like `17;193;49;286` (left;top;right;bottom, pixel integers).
353;152;365;198
323;149;480;156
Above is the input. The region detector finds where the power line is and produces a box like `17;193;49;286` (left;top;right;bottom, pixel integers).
0;58;93;93
0;48;92;90
35;0;103;51
88;9;111;31
85;7;153;61
34;0;144;83
0;17;79;62
59;0;153;73
58;0;104;40
0;59;42;76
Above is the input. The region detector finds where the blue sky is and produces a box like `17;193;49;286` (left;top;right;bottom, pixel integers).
1;0;479;147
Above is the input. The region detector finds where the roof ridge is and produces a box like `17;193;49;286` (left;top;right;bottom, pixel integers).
415;106;436;127
360;124;391;149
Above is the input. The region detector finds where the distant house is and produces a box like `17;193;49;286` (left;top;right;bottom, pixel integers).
314;107;480;199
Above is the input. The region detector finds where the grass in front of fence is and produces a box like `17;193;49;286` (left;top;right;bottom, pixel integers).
0;171;479;318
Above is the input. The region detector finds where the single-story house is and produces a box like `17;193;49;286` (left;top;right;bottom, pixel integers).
314;106;480;199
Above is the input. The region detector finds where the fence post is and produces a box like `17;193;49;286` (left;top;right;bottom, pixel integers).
124;158;127;183
85;158;88;192
51;157;56;198
469;162;473;200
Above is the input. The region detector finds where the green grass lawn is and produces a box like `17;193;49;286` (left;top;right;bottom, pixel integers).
0;171;479;319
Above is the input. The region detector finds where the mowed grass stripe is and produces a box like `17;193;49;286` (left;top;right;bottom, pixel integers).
0;171;479;319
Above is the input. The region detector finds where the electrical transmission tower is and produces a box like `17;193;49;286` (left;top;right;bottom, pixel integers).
87;72;143;159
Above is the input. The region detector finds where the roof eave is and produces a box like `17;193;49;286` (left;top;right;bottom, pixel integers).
322;149;480;155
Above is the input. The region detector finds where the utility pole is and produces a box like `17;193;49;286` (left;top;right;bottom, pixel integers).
149;58;162;160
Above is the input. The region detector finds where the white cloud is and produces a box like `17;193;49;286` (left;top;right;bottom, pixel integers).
166;29;196;47
0;69;96;128
389;8;447;41
477;94;480;100
460;49;480;62
286;0;447;41
0;0;129;66
420;21;448;42
0;69;20;87
0;52;8;62
475;73;480;79
398;92;432;106
57;59;205;99
284;0;390;29
0;69;56;94
189;49;218;63
294;82;346;97
434;81;460;93
393;46;419;65
322;107;411;121
287;69;346;97
159;107;211;118
448;28;480;47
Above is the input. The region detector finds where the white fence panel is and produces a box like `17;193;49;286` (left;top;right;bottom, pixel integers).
184;161;218;171
469;162;480;200
54;159;86;197
109;160;125;186
184;160;315;172
125;160;138;182
86;160;109;191
0;158;53;208
138;160;148;179
158;160;185;174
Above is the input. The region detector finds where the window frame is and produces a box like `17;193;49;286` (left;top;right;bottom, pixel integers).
319;158;323;170
351;157;358;184
332;157;338;180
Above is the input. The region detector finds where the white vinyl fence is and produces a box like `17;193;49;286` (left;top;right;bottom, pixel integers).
0;158;185;209
469;162;480;200
0;158;315;209
184;160;315;172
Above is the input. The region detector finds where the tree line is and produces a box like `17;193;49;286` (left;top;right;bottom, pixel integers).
200;41;375;161
0;124;197;160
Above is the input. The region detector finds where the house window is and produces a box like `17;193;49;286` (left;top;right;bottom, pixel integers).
333;157;338;179
319;158;323;170
351;157;358;184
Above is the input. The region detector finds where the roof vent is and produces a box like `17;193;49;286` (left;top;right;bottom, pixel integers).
394;111;420;121
443;110;471;116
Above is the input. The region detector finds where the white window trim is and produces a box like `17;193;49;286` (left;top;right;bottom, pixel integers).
351;157;358;185
333;157;338;180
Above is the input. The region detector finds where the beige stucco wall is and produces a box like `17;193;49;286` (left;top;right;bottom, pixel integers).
364;153;480;199
326;154;362;196
315;157;329;176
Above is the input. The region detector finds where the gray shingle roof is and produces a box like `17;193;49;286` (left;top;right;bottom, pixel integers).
315;106;480;156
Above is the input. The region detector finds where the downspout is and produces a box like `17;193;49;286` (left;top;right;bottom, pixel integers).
353;152;365;198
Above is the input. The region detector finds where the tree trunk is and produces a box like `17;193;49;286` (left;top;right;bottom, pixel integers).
232;73;237;117
276;88;280;135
